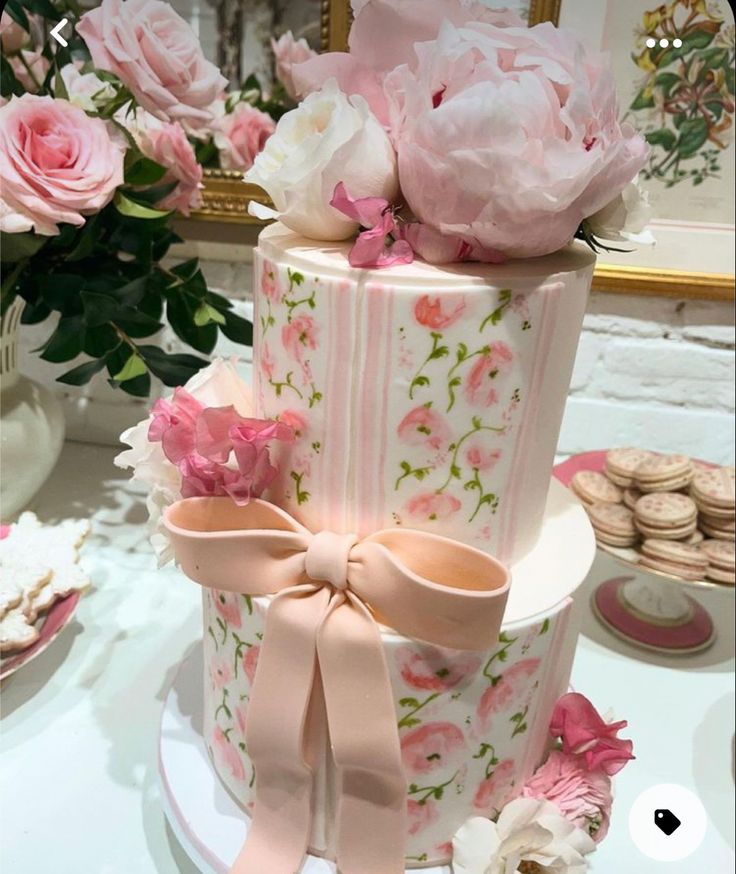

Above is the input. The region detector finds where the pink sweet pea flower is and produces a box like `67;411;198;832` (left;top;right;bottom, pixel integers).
148;389;203;463
550;693;634;776
330;182;413;268
414;295;466;330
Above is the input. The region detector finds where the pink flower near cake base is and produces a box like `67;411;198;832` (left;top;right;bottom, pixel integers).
465;445;501;472
406;799;439;836
397;645;481;693
210;657;232;689
476;658;540;730
464;344;514;408
149;389;203;463
77;0;227;125
279;409;308;437
214;103;275;171
397;406;451;451
550;693;634;776
212;725;245;781
473;758;516;813
282;315;318;365
414;295;466;330
242;645;260;686
272;31;318;100
212;590;242;629
0;95;125;236
401;722;466;774
405;492;461;522
522;750;613;842
261;261;282;302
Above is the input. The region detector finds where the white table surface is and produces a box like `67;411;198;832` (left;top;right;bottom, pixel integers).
1;441;734;874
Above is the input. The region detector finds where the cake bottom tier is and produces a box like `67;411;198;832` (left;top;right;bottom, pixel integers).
202;588;579;867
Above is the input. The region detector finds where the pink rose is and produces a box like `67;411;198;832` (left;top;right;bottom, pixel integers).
279;409;308;437
131;112;203;215
214;102;275;171
282;315;318;366
0;95;124;236
473;758;516;813
387;20;648;258
401;722;466;775
212;725;245;781
272;31;318;100
405;492;461;522
397;405;451;451
465;445;501;472
550;693;634;776
77;0;227;125
212;590;242;629
475;658;540;731
464;343;514;408
414;295;466;330
261;261;282;302
9;50;49;93
523;750;613;842
406;799;439;836
210;657;232;689
1;11;28;53
242;644;260;686
397;645;481;693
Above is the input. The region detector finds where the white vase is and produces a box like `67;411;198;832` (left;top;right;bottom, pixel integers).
0;298;65;521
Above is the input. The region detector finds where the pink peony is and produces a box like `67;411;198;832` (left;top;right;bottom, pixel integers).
550;693;634;776
78;0;227;125
405;492;461;522
214;102;275;171
401;722;466;774
397;645;481;693
386;19;649;258
1;11;27;53
9;50;48;93
212;590;242;629
475;658;540;731
282;314;318;365
523;750;613;842
0;95;125;236
292;1;525;125
272;31;318;100
406;799;439;836
465;445;501;472
212;725;245;781
473;758;516;813
131;112;203;215
261;261;282;302
242;644;260;686
464;343;514;408
397;405;452;451
414;295;466;330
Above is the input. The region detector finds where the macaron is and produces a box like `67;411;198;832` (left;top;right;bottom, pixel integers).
622;487;642;510
605;448;657;488
586;502;639;547
699;518;736;542
634;492;697;529
571;470;623;505
699;539;735;571
691;467;735;510
635;453;693;493
639;538;708;582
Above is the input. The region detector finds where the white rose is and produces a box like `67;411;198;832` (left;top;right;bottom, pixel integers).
452;799;596;874
586;178;655;246
245;79;398;240
60;63;116;112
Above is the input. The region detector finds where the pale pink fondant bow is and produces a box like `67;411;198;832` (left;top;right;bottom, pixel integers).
164;497;510;874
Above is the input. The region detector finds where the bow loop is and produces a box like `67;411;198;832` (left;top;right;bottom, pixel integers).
305;530;358;589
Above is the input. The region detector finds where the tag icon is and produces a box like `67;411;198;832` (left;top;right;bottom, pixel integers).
654;808;681;836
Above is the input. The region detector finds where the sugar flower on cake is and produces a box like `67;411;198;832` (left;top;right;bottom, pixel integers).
452;799;596;874
245;79;398;240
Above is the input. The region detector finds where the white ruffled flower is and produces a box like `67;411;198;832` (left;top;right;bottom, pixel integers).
114;358;252;565
60;63;116;112
245;78;398;240
586;177;655;246
452;798;596;874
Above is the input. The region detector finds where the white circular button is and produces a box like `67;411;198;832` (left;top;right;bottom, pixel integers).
628;784;708;861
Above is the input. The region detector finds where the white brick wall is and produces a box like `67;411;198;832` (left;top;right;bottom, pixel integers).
16;242;736;466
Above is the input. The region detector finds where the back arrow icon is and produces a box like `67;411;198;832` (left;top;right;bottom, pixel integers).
50;18;69;47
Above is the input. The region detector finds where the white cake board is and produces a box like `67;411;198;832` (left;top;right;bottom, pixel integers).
160;644;452;874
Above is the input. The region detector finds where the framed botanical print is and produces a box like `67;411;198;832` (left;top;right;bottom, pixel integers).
556;0;735;299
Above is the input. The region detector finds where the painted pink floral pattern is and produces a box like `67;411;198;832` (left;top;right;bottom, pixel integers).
414;294;466;330
397;405;452;451
464;342;514;408
213;590;242;628
261;259;282;302
203;590;568;866
405;492;462;522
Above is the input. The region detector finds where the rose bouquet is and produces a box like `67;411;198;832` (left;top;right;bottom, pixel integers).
246;0;654;267
0;0;305;397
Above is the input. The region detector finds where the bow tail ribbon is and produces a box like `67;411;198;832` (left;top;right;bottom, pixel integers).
232;586;406;874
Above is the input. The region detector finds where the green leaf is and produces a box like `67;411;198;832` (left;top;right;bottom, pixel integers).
117;371;151;398
1;231;45;263
5;0;30;31
124;157;167;186
219;310;254;346
108;276;149;307
38;316;85;363
113;308;164;338
166;293;217;354
23;0;61;20
170;258;199;281
0;56;23;99
654;71;681;97
81;291;119;326
645;128;677;151
126;180;178;207
138;345;209;386
20;299;51;325
83;325;119;357
630;89;655;111
37;274;83;312
114;192;172;221
677;117;709;159
194;303;226;327
57;358;107;386
113;352;147;382
53;61;69;101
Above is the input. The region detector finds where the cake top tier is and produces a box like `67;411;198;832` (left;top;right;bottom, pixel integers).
259;223;597;289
